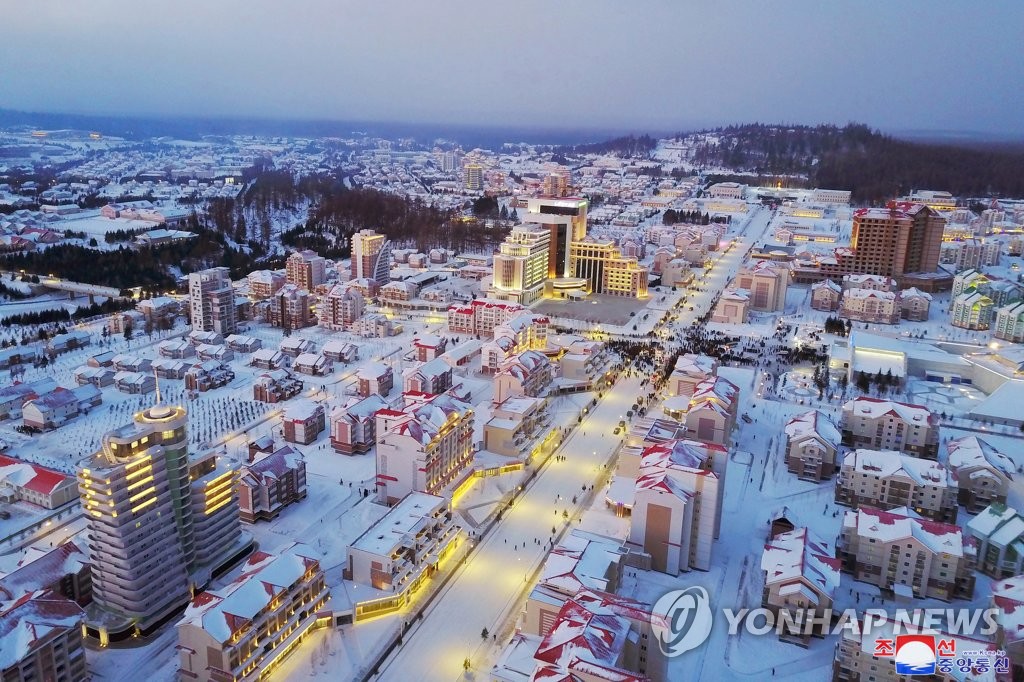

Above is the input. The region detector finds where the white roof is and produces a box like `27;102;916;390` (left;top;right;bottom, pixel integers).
946;436;1014;477
842;449;951;487
761;527;841;598
843;397;933;424
784;410;840;446
350;492;446;556
843;507;968;557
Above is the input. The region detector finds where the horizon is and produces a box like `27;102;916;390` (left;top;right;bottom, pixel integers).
1;2;1022;138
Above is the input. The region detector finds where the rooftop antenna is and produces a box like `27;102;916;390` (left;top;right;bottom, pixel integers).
149;368;172;418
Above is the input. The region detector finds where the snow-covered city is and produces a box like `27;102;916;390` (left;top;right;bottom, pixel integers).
2;3;1024;682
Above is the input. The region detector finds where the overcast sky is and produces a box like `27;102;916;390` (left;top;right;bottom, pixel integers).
1;1;1021;135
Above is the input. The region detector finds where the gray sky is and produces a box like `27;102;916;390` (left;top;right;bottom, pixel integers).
1;0;1021;135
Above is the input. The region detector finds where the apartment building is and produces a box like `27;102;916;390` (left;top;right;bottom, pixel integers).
346;492;461;593
839;397;939;458
783;409;841;481
268;284;312;330
401;358;453;395
735;260;789;311
995;301;1024;342
252;369;303;403
760;527;841;646
237;446;307;523
810;279;842;311
77;400;242;640
246;269;285;299
285;249;326;291
483;396;549;457
493;350;553;404
680;376;739;446
491;225;552;304
0;591;87;682
968;503;1024;579
375;392;474;505
835;449;957;523
950;290;994;330
837;506;975;601
329;394;387;454
839;288;901;325
900;287;932;321
317;283;364;330
627;438;727;573
177;543;329;682
667;353;717;399
282;401;325;445
446;298;525;337
188;267;237;335
352;229;392;285
946;435;1014;512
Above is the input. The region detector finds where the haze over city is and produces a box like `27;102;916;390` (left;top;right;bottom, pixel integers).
1;0;1023;136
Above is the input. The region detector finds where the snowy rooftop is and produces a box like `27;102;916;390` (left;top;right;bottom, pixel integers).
0;542;87;601
178;543;320;644
946;435;1015;478
842;396;935;425
761;527;841;598
784;410;840;446
671;353;716;377
538;530;624;598
0;454;73;495
349;492;447;557
967;504;1024;550
843;506;970;557
0;591;84;670
842;449;951;487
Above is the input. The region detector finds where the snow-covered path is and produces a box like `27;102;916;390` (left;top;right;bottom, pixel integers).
375;377;642;682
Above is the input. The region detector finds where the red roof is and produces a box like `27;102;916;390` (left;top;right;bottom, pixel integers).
0;454;71;495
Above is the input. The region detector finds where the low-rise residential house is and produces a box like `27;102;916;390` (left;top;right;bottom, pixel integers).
840;397;939;459
195;343;233;362
837;506;976;601
44;330;90;356
184;361;235;392
252;369;303;403
157;339;194;359
136;296;181;322
842;274;896;292
237;446;307;523
330;394;388;454
72;365;115;387
760;527;841;646
87;351;115;367
0;541;91;606
947;435;1014;512
282;400;325;445
783;410;841;481
22;385;101;430
250;348;286;370
0;591;87;682
224;334;261;353
111;354;151;373
835;449;957;523
968;503;1024;579
176;544;329;682
188;330;223;346
627;439;728;573
0;379;57;420
352;312;401;338
439;340;481;370
810;279;842;311
151;358;190;379
113;370;156;394
292;352;331;376
279;337;315;358
0;454;78;508
321;339;357;363
379;280;418;303
900;287;932;321
358;362;393;398
0;346;38;370
402;357;453;395
375;392;474;504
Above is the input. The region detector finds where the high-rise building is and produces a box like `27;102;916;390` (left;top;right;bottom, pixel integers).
285;249;326;291
524;197;588;279
819;203;944;284
491;226;551;304
77;398;242;641
318;283;364;330
541;172;568;198
188;267;237;335
269;284;312;330
352;229;392;285
464;163;484;191
568;239;649;298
